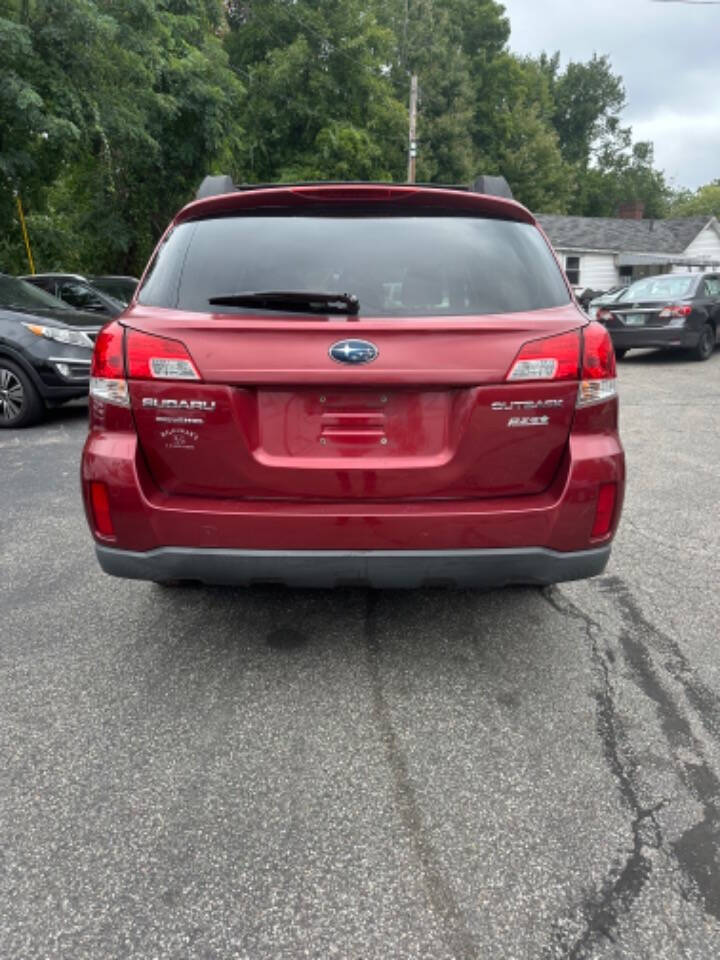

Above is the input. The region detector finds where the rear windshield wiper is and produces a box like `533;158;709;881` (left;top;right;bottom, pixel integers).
208;290;360;315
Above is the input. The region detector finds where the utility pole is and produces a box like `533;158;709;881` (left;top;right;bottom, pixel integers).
402;0;409;68
407;73;418;183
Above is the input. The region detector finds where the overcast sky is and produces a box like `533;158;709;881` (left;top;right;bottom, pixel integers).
502;0;720;190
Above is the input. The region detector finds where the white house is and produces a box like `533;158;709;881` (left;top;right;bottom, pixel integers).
536;212;720;292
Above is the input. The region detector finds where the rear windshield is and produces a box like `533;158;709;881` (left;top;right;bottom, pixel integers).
618;275;696;302
138;214;570;317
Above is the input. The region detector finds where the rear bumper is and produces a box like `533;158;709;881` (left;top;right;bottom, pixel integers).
606;325;700;350
82;414;624;584
83;430;624;551
95;543;612;588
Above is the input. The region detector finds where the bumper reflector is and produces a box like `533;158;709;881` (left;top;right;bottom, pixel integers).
592;483;617;538
90;481;114;537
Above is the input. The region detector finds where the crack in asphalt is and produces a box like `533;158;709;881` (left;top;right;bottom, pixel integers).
542;580;720;956
601;575;720;741
616;614;720;923
564;802;665;960
363;591;477;960
540;588;667;959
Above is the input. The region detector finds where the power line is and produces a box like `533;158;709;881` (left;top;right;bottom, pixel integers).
227;7;397;107
229;64;299;109
279;2;385;75
244;2;399;89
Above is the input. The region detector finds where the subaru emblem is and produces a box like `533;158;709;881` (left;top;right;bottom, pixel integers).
329;339;379;365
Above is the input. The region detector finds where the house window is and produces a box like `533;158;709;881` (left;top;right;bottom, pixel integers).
565;256;580;285
619;266;633;281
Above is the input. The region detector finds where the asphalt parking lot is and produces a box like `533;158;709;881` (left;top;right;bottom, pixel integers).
2;348;719;959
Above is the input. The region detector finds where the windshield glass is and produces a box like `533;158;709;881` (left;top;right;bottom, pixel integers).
138;214;570;317
0;274;73;311
90;277;137;304
618;275;696;302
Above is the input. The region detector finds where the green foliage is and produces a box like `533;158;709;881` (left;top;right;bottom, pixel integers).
669;180;720;219
1;0;243;273
224;0;406;183
0;0;695;276
539;53;626;169
378;0;492;184
472;53;575;212
531;51;673;217
494;102;575;213
579;141;671;219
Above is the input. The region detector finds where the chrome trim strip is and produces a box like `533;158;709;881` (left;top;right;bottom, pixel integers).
48;356;92;364
611;308;662;315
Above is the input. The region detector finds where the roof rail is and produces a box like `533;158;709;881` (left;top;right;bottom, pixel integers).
470;175;514;200
196;174;236;199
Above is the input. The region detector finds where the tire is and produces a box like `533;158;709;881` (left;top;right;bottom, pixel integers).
0;359;44;428
691;323;715;362
614;348;628;361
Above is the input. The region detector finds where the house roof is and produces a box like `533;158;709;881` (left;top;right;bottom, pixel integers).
536;214;714;254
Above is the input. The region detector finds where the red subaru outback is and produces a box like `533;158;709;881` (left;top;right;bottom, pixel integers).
81;181;624;588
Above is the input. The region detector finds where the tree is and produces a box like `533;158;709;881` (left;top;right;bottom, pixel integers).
377;3;576;206
523;51;672;216
0;0;678;274
578;140;671;219
669;179;720;219
471;53;575;211
1;0;245;274
377;0;511;185
225;0;406;182
538;53;626;169
0;1;96;270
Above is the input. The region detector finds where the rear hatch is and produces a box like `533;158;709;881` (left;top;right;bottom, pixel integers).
125;190;584;502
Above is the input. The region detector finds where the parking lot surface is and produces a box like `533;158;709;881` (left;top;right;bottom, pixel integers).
2;349;719;959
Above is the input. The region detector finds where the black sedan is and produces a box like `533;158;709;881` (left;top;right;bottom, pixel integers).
596;272;720;361
0;274;102;428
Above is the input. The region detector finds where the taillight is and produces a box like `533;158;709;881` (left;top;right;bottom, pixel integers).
89;481;114;537
90;321;129;407
591;482;617;538
126;330;200;380
506;330;580;382
658;304;692;319
577;322;617;407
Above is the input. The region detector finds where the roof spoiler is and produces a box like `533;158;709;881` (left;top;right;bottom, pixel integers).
195;174;514;200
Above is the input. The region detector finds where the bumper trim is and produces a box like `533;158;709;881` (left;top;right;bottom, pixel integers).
607;326;700;349
95;544;612;588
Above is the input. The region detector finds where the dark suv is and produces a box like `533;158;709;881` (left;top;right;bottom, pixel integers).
81;179;624;589
0;274;101;427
